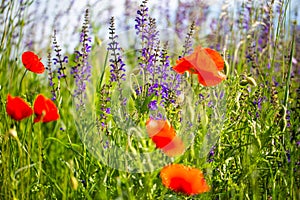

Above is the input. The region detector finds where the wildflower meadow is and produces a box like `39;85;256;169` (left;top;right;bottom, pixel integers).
0;0;299;199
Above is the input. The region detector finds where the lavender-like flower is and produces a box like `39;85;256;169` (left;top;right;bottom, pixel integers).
46;51;58;101
108;16;126;84
135;0;149;41
52;30;68;80
71;9;92;110
135;0;159;79
181;21;195;58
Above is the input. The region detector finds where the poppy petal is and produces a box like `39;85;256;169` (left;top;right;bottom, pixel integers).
146;119;167;137
197;69;226;86
146;119;176;138
161;136;185;157
204;48;224;71
151;135;174;149
34;94;59;123
173;58;198;74
160;164;210;195
6;94;33;121
22;51;45;74
31;61;45;74
146;119;184;156
173;46;226;86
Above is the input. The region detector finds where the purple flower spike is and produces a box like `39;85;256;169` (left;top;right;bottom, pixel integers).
71;9;92;110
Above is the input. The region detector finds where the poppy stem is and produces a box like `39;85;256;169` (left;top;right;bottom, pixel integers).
19;69;28;92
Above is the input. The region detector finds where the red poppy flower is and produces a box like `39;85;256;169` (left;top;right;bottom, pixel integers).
22;51;45;74
173;46;226;86
6;94;33;121
33;94;59;123
146;119;185;156
161;136;185;157
160;164;210;195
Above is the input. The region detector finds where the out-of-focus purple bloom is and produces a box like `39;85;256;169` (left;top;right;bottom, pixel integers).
103;140;109;149
253;96;267;110
256;112;260;119
208;145;216;163
275;0;283;14
258;1;274;50
199;94;205;100
106;108;111;114
174;1;193;39
148;100;158;111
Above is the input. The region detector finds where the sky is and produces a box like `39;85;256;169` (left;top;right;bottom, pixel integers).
23;0;299;53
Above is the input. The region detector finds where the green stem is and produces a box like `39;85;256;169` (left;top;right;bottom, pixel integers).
283;33;294;108
270;0;290;75
19;69;28;92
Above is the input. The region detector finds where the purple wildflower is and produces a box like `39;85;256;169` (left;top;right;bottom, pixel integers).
108;17;126;84
207;145;216;163
135;0;159;79
181;21;195;58
103;140;109;149
52;30;68;80
148;100;158;111
46;51;58;101
105;107;110;114
135;0;149;40
71;9;92;110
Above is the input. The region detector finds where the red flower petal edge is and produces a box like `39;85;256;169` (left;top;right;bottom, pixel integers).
160;164;210;195
146;119;185;157
22;51;45;74
6;94;33;121
34;94;59;123
173;46;226;86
